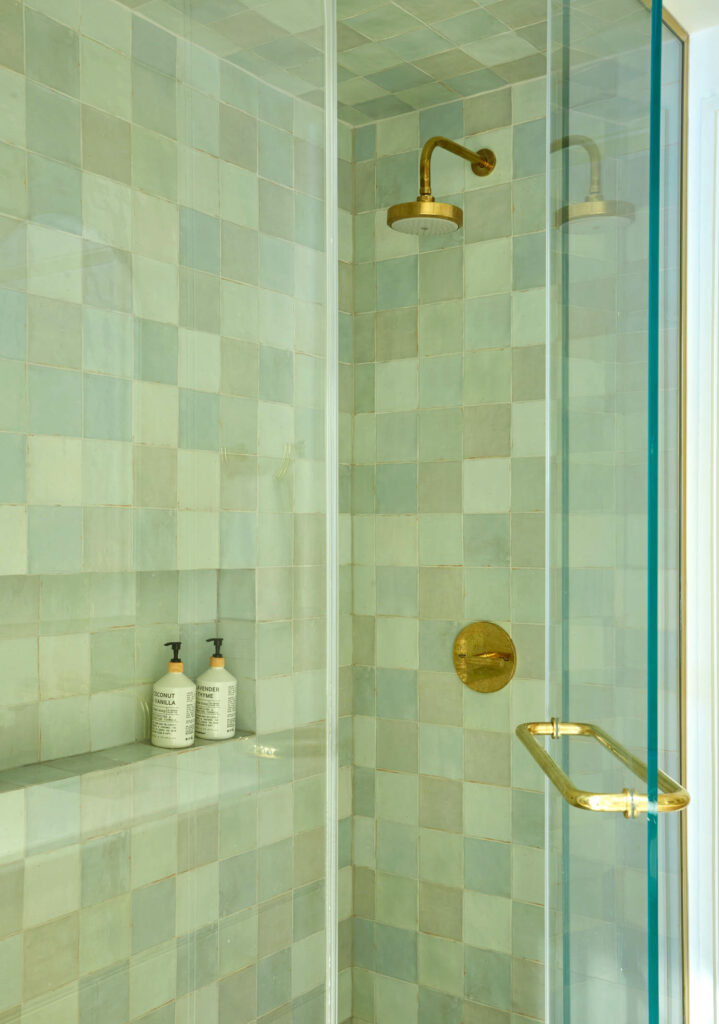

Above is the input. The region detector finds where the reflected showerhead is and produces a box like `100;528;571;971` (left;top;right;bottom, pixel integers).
387;197;463;235
386;137;496;235
551;135;635;230
556;197;635;229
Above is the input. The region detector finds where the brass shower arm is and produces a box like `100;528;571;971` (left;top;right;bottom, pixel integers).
418;136;496;198
550;134;603;199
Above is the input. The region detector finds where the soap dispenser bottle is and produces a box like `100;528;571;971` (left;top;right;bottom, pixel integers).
195;637;237;741
151;641;196;749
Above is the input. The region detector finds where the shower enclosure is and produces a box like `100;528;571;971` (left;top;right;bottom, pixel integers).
0;0;686;1022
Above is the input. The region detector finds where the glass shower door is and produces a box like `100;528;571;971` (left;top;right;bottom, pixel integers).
532;1;687;1021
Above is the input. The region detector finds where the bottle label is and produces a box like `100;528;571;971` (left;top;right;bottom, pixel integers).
152;687;195;747
196;681;237;740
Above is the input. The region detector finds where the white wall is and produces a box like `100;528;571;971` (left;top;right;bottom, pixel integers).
685;22;719;1024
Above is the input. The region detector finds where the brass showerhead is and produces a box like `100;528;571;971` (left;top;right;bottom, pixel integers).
387;136;496;236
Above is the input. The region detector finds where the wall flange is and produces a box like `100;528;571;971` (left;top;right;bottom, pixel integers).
453;621;517;693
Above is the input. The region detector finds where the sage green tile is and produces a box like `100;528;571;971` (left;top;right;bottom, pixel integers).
418;566;463;619
132;63;176;140
0;289;25;359
0;433;24;503
511;789;544;848
0;142;25;219
84;508;132;571
512;900;543;961
219;104;257;171
376;668;417;721
258;122;292;188
0;862;23;940
464;514;510;565
81;831;130;907
25;9;79;98
179;388;219;450
39;694;89;759
132;878;175;953
419;775;462;833
376;463;417;513
180;206;219;274
27;294;82;367
419;987;462;1024
465;729;510;785
28;365;81;437
132;124;177;202
375;308;417;362
418;881;462;941
377;719;417;773
417;461;461;514
133;509;177;571
464;183;512;243
419;300;462;356
82;106;131;184
419;353;462;408
0;1;23;74
463;404;511;457
258;234;294;295
418;408;462;461
377;821;417;878
418;248;463;304
259;346;293;404
464;86;512;135
512;956;544;1019
83;242;132;312
377;411;417;462
513;231;545;290
26;82;81;166
465;947;511;1009
23;913;79;1000
132;17;176;77
28;507;82;572
512;345;544;400
79;961;129;1024
84;374;132;441
376;255;417;310
134;319;178;384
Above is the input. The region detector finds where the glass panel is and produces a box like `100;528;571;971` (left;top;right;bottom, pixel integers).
547;1;683;1022
0;1;332;1020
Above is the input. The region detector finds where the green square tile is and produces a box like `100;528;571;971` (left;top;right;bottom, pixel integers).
418;408;462;461
419;353;462;408
464;293;511;349
135;318;178;385
419;565;463;619
464;86;512;135
27;435;81;505
464;946;510;1010
132;125;177;202
376;668;418;720
0;142;26;219
464;729;510;785
132;878;176;953
133;509;177;570
219;105;257;171
513;231;545;290
84;507;132;571
28;507;82;572
418;462;461;513
376;922;417;983
259;346;293;404
376;462;417;513
132;18;176;77
419;300;462;356
84;374;132;441
258;234;294;295
179;388;219;450
376;308;417;362
28;294;82;367
180;206;220;274
27;82;81;165
0;433;25;503
132;63;177;140
464;514;510;565
514;118;545;179
419;248;463;304
376;255;417;310
377;820;417;878
220;223;258;286
29;365;82;435
418;513;462;565
0;0;23;73
0;288;26;359
377;411;417;462
258;122;292;188
82;106;131;184
463;404;510;457
25;9;79;98
83;242;132;312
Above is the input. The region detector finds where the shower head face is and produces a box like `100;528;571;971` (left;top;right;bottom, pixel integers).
556;197;635;230
387;198;462;235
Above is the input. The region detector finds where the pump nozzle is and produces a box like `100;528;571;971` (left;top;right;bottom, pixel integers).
165;638;183;671
207;637;224;658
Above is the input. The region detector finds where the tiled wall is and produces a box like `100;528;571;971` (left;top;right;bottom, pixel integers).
0;0;327;769
0;736;329;1024
0;2;333;1022
346;81;548;1023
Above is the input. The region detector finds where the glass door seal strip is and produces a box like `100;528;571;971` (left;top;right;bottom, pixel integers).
516;720;690;817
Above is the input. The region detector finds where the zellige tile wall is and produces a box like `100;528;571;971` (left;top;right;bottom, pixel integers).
347;80;549;1024
0;1;332;1021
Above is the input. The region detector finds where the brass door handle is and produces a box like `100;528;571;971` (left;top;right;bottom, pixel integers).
516;720;690;818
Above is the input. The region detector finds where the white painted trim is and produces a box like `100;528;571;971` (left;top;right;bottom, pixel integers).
324;0;339;1021
685;28;719;1024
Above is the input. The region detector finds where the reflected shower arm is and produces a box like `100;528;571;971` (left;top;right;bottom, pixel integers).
550;134;603;199
418;136;496;198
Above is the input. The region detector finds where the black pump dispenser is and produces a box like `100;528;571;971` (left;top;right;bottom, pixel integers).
164;641;182;663
207;637;224;658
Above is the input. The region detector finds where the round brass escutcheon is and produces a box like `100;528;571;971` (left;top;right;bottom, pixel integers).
453;621;517;694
